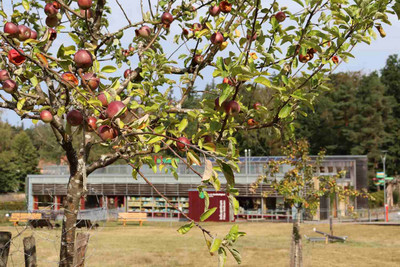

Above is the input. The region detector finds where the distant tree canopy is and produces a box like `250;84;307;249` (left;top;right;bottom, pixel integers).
0;120;38;192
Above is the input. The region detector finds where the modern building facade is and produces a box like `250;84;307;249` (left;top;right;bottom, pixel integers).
26;156;368;220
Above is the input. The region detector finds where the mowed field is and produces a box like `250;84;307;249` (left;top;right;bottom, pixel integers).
1;222;400;267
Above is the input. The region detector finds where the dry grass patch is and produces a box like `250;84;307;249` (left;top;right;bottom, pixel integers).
1;222;399;266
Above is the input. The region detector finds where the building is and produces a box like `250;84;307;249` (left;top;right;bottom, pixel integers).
26;156;368;220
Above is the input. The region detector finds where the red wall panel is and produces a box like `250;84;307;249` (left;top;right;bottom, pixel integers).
188;190;231;222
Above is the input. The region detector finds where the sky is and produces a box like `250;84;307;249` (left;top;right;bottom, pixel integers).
2;1;400;128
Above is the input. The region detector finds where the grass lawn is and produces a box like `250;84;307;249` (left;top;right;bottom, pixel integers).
1;221;399;266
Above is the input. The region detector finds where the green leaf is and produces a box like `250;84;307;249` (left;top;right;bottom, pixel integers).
393;3;400;19
218;247;227;267
101;65;117;73
17;98;26;111
227;247;241;264
278;105;291;119
221;162;235;187
131;168;138;180
187;150;201;166
200;207;217;221
22;0;29;11
30;76;38;87
147;135;164;144
228;195;239;215
254;76;271;87
177;221;195;234
178;118;188;132
209;237;222;253
68;33;80;45
204;191;210;211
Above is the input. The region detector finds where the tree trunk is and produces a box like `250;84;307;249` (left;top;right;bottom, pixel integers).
290;208;302;267
59;169;83;267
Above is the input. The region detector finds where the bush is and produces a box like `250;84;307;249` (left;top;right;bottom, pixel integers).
0;201;26;211
369;191;384;208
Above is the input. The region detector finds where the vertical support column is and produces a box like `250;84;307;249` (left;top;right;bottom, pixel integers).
99;196;103;208
80;197;85;210
114;196;118;209
33;196;38;210
124;196;127;212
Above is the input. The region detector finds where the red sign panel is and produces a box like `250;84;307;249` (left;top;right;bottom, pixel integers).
188;190;231;222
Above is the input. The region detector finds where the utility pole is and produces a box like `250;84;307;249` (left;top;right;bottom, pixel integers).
381;150;388;222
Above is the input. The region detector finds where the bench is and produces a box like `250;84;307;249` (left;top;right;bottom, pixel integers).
75;219;98;229
118;212;147;226
9;213;42;226
28;218;53;229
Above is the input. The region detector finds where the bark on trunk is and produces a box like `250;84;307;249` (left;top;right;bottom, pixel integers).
290;208;302;267
59;170;83;267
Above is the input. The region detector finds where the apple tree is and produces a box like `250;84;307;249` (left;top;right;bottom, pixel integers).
252;140;371;267
0;0;397;266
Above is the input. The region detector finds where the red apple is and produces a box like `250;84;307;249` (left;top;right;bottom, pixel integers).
98;125;117;141
2;79;17;93
49;28;57;40
4;22;19;38
67;110;83;126
161;12;173;25
52;1;61;9
203;135;213;143
8;49;26;66
17;25;31;41
253;102;261;110
0;70;10;82
192;23;202;32
275;11;286;23
46;16;58;27
219;1;232;13
74;50;93;69
209;6;220;16
246;32;257;41
106;101;126;119
86;116;97;131
135;26;152;38
80;9;93;18
214;97;225;111
194;55;204;65
40;110;53;123
211;32;224;45
176;137;190;151
97;93;108;107
247;118;256;126
332;56;339;64
298;54;309;63
78;0;92;10
81;72;100;90
44;2;58;17
124;69;132;79
224;100;240;115
30;30;38;40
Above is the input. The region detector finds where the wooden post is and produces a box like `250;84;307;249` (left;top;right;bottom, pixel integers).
329;216;333;236
72;233;90;267
23;236;37;267
0;231;12;267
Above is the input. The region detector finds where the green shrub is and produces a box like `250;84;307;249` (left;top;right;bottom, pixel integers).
369;191;384;208
0;201;26;211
